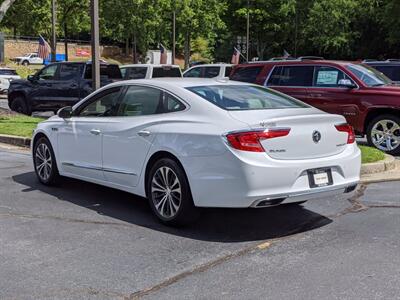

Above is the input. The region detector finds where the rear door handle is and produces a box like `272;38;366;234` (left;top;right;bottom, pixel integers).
90;129;101;135
138;130;151;137
309;93;322;98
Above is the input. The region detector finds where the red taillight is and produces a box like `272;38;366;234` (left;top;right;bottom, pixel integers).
335;123;355;144
226;128;291;152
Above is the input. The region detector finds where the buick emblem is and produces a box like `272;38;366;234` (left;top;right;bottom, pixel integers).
312;130;322;143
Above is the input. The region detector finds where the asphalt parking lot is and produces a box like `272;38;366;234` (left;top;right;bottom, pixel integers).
1;145;400;299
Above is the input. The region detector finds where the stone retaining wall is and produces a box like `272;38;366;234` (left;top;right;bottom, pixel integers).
5;39;121;60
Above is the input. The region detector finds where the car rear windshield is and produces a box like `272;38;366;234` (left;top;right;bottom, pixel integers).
0;69;17;75
229;66;263;83
186;85;308;111
84;64;122;80
152;67;181;78
370;65;400;82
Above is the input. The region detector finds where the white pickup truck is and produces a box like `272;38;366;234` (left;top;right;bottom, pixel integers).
14;53;43;66
0;68;20;94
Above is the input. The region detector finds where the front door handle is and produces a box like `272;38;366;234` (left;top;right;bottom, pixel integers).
90;129;101;135
138;130;151;137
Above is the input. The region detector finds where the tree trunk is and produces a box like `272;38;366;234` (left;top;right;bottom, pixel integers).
64;22;68;61
184;29;191;69
133;33;137;63
0;0;17;23
125;37;129;56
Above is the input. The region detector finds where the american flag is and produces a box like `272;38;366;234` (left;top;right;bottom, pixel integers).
38;35;51;60
231;47;240;65
160;44;168;64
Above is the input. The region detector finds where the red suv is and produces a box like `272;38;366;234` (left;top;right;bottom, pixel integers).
230;59;400;155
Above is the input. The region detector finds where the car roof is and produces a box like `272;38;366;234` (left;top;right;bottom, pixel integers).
239;60;356;67
188;64;232;68
120;64;181;68
110;77;250;89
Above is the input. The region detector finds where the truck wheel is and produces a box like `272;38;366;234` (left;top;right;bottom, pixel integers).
10;96;31;115
22;60;29;66
367;114;400;155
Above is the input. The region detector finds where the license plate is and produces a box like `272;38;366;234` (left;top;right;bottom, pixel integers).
308;168;333;188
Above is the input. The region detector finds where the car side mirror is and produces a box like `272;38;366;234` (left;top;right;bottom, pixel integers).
57;106;73;119
338;79;356;89
27;75;36;82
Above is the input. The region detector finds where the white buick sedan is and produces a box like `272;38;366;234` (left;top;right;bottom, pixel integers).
32;78;361;225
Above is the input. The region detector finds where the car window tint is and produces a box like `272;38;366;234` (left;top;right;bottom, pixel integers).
183;67;202;77
373;65;400;81
84;64;122;80
267;66;283;86
59;64;83;80
165;93;186;112
38;64;58;80
229;66;263;83
313;66;351;87
117;86;162;116
79;88;121;117
0;69;17;75
152;67;181;78
203;67;220;78
224;66;232;77
277;66;314;86
126;67;147;79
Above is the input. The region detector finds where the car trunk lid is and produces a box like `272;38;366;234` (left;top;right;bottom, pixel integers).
228;109;349;160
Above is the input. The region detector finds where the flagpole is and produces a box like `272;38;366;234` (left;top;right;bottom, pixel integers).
235;47;247;62
172;0;176;65
51;0;56;62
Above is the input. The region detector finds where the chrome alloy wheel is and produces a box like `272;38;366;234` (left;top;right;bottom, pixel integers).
371;119;400;152
35;143;52;181
151;166;182;219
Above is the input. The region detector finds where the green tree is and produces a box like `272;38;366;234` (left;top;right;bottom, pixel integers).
0;0;17;23
58;0;90;60
175;0;226;68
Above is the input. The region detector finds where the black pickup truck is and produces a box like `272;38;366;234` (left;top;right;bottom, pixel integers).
8;61;122;115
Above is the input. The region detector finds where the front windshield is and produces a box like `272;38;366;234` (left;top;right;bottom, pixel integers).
186;85;309;111
347;64;392;87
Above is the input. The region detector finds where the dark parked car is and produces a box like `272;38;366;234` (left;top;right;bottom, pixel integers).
8;61;122;115
363;59;400;84
230;58;400;155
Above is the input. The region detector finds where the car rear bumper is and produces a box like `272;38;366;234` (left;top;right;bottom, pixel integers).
249;182;358;207
182;144;361;208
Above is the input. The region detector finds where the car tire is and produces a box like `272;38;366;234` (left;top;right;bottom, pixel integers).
367;114;400;155
22;60;29;66
147;158;199;226
33;137;60;185
10;96;31;115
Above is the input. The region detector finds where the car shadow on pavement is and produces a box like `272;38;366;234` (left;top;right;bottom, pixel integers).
13;172;332;243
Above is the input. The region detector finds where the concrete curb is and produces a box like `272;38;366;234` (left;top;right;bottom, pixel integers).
360;154;396;175
0;134;31;148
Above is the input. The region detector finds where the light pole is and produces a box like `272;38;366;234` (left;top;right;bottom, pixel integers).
51;0;57;62
90;0;100;91
246;0;249;62
172;7;176;65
